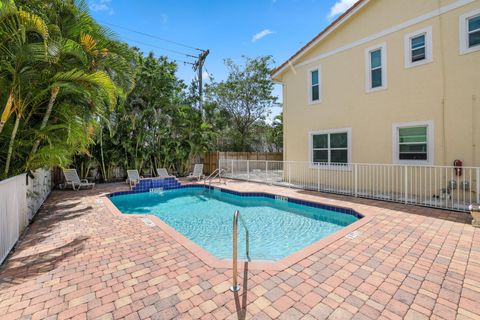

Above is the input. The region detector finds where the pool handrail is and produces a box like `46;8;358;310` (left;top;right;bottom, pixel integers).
204;168;226;187
230;210;249;292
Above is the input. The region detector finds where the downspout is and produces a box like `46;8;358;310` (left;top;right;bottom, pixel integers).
473;95;477;166
438;0;447;166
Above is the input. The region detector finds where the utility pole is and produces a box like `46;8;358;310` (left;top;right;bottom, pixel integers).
193;49;209;118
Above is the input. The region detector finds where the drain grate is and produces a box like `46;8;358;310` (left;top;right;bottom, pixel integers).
345;230;362;240
141;218;156;227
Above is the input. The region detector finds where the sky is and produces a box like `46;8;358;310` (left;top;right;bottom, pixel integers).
89;0;358;122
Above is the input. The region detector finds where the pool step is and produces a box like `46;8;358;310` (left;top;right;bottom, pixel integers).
131;177;181;192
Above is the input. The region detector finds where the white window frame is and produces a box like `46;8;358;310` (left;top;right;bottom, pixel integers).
307;66;322;104
404;26;433;68
308;128;352;169
459;8;480;55
392;120;434;165
365;42;387;93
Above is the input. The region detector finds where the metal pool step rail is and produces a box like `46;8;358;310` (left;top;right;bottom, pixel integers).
204;168;226;187
230;210;250;292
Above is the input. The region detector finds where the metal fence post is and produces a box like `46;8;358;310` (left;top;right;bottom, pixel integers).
404;166;408;204
265;161;268;184
354;164;358;197
288;162;291;187
247;160;250;181
231;159;234;178
476;167;480;204
317;167;320;192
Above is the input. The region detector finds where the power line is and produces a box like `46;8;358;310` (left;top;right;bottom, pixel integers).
99;20;205;52
120;36;197;59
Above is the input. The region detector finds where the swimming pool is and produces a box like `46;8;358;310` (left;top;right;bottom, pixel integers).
109;186;361;261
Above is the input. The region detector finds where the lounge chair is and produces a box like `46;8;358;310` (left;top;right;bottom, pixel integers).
156;168;174;179
187;164;204;181
126;169;143;187
63;169;95;190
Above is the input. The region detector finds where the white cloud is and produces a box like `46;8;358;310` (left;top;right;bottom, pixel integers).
202;71;210;81
328;0;357;19
89;0;114;15
252;29;275;42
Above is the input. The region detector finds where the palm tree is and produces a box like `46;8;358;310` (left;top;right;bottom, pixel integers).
0;2;49;176
0;0;137;177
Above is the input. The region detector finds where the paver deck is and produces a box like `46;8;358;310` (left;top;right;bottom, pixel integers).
0;180;479;320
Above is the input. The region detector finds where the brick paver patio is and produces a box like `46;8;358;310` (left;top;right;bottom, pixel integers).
0;181;479;320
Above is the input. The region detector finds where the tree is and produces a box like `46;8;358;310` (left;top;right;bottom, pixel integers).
206;56;278;151
86;51;215;180
0;0;137;178
267;112;283;152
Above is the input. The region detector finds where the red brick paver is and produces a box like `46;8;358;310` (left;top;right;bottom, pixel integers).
0;181;479;319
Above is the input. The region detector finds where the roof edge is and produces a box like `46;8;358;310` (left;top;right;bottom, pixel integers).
271;0;369;80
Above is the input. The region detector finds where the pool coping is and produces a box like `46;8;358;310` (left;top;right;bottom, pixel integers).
101;183;374;271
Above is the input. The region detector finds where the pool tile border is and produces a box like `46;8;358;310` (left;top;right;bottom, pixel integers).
102;183;373;271
107;183;364;219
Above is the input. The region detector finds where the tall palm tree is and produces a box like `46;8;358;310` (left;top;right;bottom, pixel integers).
0;2;50;176
0;0;137;177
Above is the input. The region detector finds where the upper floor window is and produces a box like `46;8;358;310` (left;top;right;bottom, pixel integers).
468;15;480;47
404;26;433;68
308;67;321;104
310;128;351;165
460;9;480;55
393;121;434;165
365;43;387;92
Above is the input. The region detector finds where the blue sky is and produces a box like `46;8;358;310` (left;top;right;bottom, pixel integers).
89;0;357;121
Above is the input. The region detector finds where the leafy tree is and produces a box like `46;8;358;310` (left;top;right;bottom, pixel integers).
206;56;278;151
86;51;215;180
0;0;137;178
267;112;283;152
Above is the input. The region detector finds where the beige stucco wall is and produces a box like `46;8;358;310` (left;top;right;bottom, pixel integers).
277;0;480;167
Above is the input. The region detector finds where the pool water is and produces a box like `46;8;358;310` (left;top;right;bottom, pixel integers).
110;188;359;261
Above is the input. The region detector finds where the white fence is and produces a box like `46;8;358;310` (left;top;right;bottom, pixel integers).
0;168;51;264
219;160;480;212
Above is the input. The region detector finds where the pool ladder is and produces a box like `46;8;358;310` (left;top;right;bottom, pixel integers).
204;168;226;187
230;210;250;292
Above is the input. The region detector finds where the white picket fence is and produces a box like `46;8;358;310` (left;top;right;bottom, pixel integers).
0;168;51;264
219;160;480;212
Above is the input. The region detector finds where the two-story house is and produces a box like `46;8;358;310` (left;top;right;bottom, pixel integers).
272;0;480;169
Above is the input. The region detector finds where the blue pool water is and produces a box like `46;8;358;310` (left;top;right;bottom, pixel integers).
110;187;359;261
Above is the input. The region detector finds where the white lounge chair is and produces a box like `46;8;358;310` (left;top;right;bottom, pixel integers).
126;169;143;187
63;169;95;190
156;168;174;179
187;164;204;181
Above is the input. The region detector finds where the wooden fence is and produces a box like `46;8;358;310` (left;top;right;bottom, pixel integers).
203;152;283;174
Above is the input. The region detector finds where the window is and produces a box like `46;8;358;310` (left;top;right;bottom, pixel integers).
399;127;428;160
404;26;433;68
468;15;480;47
365;43;387;92
308;66;321;104
310;129;351;165
411;35;426;61
393;121;434;164
460;9;480;55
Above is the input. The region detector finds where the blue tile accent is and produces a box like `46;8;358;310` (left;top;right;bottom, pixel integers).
108;181;363;219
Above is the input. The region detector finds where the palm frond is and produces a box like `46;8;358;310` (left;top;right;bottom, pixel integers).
53;69;117;108
79;31;96;53
18;9;49;40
